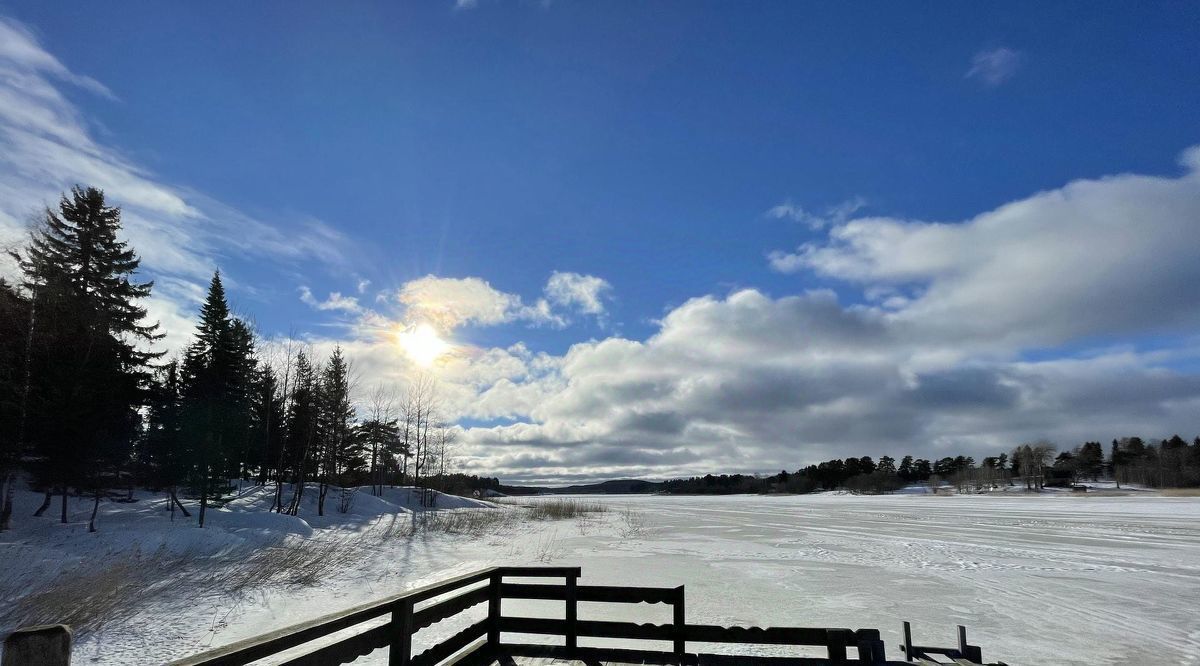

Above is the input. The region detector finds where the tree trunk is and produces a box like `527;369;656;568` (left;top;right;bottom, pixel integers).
0;472;14;531
88;487;100;532
60;484;69;523
199;480;208;528
171;487;191;517
33;489;51;517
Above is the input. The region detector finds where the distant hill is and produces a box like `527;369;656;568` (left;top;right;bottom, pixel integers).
498;479;665;495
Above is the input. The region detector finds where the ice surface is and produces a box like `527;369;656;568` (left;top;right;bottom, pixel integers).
2;489;1197;664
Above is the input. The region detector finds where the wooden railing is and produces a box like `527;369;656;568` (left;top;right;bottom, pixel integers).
7;566;998;665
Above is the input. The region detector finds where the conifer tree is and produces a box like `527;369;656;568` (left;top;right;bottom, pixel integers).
16;187;161;527
143;360;190;517
284;351;318;515
0;279;30;530
316;346;355;515
180;271;255;526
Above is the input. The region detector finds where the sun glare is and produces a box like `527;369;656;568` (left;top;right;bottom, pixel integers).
397;323;450;367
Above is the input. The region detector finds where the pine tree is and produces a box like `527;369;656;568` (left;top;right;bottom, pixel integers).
180;271;255;527
284;351;318;515
249;365;285;485
0;279;31;530
16;187;162;528
143;360;190;517
316;347;355;515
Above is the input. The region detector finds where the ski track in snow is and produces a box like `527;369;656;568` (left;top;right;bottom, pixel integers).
1;489;1198;665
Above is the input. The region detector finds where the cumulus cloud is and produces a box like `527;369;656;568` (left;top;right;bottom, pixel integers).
271;153;1200;484
966;47;1022;86
544;271;611;316
454;289;1200;483
388;273;609;332
773;150;1200;351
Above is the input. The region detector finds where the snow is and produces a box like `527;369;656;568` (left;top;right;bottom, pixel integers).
2;489;1198;664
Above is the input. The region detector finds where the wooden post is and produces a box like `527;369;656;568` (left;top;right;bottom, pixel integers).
388;599;413;666
487;571;502;654
3;625;71;666
957;625;982;663
902;621;913;661
672;585;686;664
565;571;578;656
854;628;885;665
825;629;848;665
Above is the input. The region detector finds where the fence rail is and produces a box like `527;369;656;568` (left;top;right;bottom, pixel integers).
5;566;1000;666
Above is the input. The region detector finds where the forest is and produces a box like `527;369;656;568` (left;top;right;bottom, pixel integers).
0;186;496;533
662;437;1200;495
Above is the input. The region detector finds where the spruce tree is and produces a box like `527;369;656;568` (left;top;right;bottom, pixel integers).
143;360;190;517
180;271;254;527
0;279;31;530
283;351;318;515
16;187;161;527
316;346;355;515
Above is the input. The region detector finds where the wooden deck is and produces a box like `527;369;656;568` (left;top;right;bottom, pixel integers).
146;566;1002;666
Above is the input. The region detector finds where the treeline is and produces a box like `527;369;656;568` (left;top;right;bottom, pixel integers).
662;437;1200;495
0;186;465;532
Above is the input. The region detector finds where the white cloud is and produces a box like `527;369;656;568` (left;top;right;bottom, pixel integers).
544;271;611;316
767;197;866;230
389;273;609;332
454;289;1200;483
966;47;1022;87
299;286;362;313
774;148;1200;351
0;15;353;355
396;276;528;329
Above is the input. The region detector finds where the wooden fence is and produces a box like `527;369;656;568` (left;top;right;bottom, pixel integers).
4;566;1000;665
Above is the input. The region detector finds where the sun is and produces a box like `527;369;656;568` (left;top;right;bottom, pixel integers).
397;323;450;367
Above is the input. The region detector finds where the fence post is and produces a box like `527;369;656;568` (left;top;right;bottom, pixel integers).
957;625;982;663
902;621;913;661
388;598;413;666
854;628;886;665
825;629;848;665
3;625;71;666
488;571;502;654
565;571;578;656
673;585;686;664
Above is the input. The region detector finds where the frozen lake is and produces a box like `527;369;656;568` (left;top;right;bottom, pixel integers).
15;490;1200;665
550;493;1200;665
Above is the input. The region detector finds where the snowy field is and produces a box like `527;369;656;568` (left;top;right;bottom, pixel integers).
2;488;1198;665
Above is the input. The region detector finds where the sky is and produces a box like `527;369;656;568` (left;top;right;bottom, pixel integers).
1;2;1198;484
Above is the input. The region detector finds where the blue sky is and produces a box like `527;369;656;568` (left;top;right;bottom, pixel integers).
1;3;1199;482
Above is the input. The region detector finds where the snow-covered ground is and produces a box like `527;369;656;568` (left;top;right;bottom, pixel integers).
2;488;1198;665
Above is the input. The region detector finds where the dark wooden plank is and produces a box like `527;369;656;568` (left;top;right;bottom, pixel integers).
902;621;913;662
682;624;854;646
278;623;390;666
853;628;885;665
413;585;490;632
496;566;582;578
389;598;414;666
497;616;677;642
488;572;502;652
169;567;498;666
825;629;849;665
672;585;685;663
410;619;489;666
496;643;911;665
565;572;578;655
499;583;680;604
